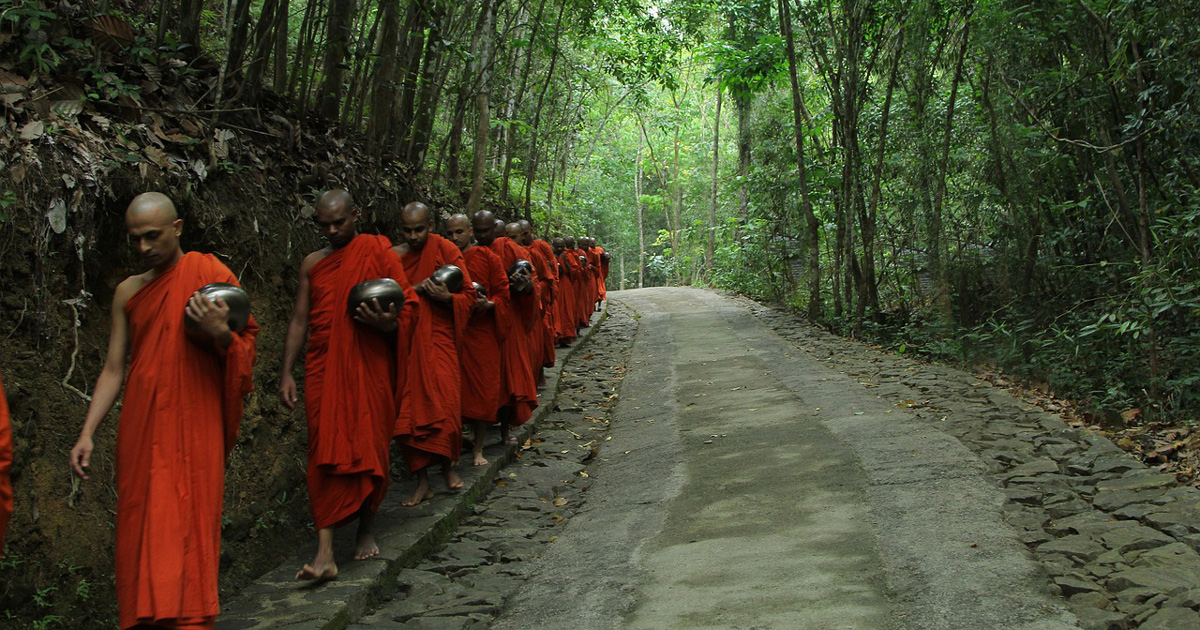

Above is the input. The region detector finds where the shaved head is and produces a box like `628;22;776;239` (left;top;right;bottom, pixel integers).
472;210;497;246
505;222;522;239
446;213;473;252
401;201;431;225
517;220;534;246
316;189;354;213
126;192;178;224
399;201;433;250
126;192;183;270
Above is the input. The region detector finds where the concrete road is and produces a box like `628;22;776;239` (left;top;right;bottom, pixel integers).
494;288;1079;630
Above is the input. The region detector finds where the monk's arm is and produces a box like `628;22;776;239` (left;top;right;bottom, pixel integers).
70;281;133;480
279;256;315;410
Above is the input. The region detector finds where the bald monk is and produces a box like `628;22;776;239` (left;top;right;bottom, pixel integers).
446;214;511;466
560;236;587;338
394;202;475;505
582;237;604;311
506;221;546;383
551;237;578;347
0;373;10;555
280;190;418;582
473;211;538;444
69;193;258;629
593;238;610;304
518;220;558;375
568;236;593;329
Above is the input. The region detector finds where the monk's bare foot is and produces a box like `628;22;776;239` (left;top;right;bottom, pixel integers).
353;534;379;561
473;451;489;466
504;436;519;446
444;467;464;490
402;474;434;506
296;561;337;582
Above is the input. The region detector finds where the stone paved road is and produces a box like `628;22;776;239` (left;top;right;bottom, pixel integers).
494;288;1077;630
329;287;1200;630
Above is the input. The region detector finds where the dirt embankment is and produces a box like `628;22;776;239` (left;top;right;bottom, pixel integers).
0;66;469;625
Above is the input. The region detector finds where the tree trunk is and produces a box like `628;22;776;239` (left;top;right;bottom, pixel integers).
318;0;356;121
779;0;821;320
467;0;502;212
708;87;722;278
636;131;645;289
522;1;568;215
367;0;401;156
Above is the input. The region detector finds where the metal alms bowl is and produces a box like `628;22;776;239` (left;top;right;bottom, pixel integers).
508;259;534;278
472;281;487;298
185;282;251;332
578;255;587;266
431;264;465;293
348;278;405;316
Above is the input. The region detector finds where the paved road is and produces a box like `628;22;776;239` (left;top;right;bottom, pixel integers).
494;287;1079;630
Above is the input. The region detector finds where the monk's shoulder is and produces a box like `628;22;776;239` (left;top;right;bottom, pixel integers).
300;247;332;274
113;272;150;308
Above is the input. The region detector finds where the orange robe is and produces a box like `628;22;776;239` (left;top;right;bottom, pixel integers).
570;248;592;327
585;246;602;310
116;252;257;630
528;239;558;368
305;234;416;529
489;237;540;425
0;373;11;555
555;250;581;343
397;234;475;470
595;246;610;300
460;245;511;423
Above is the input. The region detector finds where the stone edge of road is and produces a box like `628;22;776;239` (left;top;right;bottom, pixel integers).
216;302;611;630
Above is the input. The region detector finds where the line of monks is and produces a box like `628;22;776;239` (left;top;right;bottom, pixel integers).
0;189;613;629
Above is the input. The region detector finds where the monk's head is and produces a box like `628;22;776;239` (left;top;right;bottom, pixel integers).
505;222;522;240
445;213;473;252
471;210;497;246
492;218;507;241
126;192;183;271
314;189;358;249
584;237;594;248
552;237;565;255
565;236;577;249
518;220;534;246
399;201;432;251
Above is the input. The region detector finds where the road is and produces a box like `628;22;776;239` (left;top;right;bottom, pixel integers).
493;287;1079;630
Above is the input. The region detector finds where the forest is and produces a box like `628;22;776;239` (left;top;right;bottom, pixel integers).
1;0;1199;625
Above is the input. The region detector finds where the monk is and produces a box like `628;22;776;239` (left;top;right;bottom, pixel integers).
0;373;11;555
518;220;558;375
552;237;579;347
506;221;546;384
446;214;511;466
280;190;418;582
473;211;538;444
69;193;258;629
568;237;593;329
594;238;610;303
582;237;604;312
394;202;475;505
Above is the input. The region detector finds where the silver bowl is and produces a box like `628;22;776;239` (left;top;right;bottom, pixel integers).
472;281;487;298
431;265;464;293
348;278;405;316
185;283;251;332
508;259;533;278
578;255;587;266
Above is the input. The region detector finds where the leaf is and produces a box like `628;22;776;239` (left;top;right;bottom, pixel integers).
20;120;44;140
46;199;67;234
552;497;567;507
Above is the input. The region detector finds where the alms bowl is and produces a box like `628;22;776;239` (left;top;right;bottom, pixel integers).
472;281;488;298
508;259;534;278
185;283;251;332
431;265;465;293
348;278;405;316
